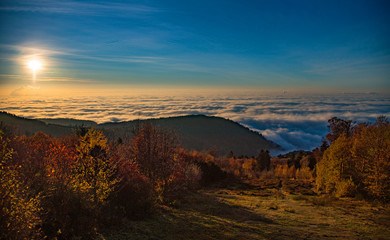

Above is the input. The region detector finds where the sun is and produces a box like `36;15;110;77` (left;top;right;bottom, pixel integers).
27;59;43;83
28;59;42;72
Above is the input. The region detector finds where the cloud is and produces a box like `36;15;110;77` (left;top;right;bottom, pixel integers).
260;127;323;153
0;1;159;16
1;91;388;153
36;77;94;83
10;85;40;96
1;43;167;66
109;117;121;123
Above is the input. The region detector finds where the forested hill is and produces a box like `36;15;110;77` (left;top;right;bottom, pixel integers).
0;112;280;156
100;115;280;156
38;118;98;128
0;111;73;136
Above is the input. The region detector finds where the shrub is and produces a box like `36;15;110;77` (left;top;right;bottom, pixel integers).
182;163;202;189
197;160;227;186
335;178;357;197
275;164;296;179
111;169;156;219
41;183;97;240
296;167;313;181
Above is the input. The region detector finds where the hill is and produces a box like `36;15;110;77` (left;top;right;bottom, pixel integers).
38;118;98;127
101;115;280;156
0;112;280;156
0;111;73;136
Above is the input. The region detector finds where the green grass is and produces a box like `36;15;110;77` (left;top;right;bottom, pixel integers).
101;180;390;240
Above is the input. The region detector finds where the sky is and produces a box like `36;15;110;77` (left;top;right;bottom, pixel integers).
0;0;390;93
0;1;389;153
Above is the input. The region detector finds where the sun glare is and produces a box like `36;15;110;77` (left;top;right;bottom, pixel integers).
28;59;42;72
27;59;43;83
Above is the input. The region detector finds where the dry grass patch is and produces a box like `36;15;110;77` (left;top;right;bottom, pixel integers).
102;181;390;240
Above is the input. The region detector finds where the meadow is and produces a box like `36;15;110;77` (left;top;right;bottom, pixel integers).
103;179;390;240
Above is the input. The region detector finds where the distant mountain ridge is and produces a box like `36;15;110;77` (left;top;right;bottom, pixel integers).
38;118;98;127
0;111;73;136
0;111;281;156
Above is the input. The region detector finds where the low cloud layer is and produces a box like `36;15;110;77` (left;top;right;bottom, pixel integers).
1;92;388;153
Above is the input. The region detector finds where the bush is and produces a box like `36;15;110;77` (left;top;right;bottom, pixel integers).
111;171;156;220
296;167;313;181
108;151;156;220
197;160;227;186
41;184;97;240
275;164;296;179
335;178;357;197
183;163;202;189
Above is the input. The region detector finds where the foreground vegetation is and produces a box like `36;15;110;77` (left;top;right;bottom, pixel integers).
103;180;390;240
1;116;389;239
1;123;207;239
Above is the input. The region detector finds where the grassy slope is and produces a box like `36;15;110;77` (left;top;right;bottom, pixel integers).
102;180;390;240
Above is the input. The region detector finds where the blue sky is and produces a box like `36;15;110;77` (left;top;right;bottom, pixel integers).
0;0;389;92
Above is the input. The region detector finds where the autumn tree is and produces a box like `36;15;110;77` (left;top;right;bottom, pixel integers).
256;149;271;171
131;123;203;201
352;117;390;199
132;123;177;183
74;128;117;206
316;133;356;196
0;130;42;239
326;117;354;143
317;116;390;199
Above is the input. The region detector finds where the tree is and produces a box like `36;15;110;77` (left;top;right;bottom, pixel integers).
74;128;117;205
316;133;354;194
0;130;42;239
326;117;354;143
352;117;390;199
132;123;177;182
256;149;270;171
317;116;390;199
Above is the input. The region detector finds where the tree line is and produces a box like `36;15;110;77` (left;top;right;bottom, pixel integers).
316;116;390;199
1;123;219;239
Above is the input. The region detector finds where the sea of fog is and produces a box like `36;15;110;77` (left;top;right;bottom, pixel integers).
1;92;389;153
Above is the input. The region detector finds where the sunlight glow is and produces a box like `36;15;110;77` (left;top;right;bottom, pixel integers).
28;59;42;72
27;59;42;83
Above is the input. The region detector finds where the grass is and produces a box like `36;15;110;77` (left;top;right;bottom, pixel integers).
101;180;390;240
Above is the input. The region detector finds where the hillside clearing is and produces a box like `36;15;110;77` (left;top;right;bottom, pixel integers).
102;180;390;240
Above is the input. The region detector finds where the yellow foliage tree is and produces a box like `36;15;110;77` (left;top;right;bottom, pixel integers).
352;119;390;199
74;128;117;205
316;134;353;193
317;117;390;200
0;131;42;239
